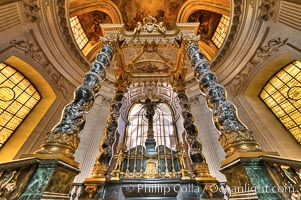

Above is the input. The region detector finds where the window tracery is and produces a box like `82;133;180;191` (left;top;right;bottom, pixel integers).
0;63;41;148
260;60;301;144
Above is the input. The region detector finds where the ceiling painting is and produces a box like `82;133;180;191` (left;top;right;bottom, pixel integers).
110;0;187;30
188;10;221;44
78;10;112;41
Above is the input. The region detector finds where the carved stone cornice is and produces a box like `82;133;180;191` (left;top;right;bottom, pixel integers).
227;37;288;96
28;0;89;85
69;0;123;23
10;39;43;63
212;0;280;84
22;0;40;22
100;22;199;44
9;39;70;98
258;0;276;21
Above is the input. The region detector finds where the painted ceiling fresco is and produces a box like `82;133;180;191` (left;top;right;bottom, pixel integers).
78;10;112;41
77;2;222;44
188;10;221;44
111;0;187;30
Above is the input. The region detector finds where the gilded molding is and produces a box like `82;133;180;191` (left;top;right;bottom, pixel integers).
45;168;77;194
133;16;166;35
228;37;288;96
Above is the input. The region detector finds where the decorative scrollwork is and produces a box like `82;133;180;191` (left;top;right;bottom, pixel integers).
228;37;287;96
10;40;43;62
133;16;166;35
258;0;276;21
0;171;19;197
264;157;301;199
22;0;40;22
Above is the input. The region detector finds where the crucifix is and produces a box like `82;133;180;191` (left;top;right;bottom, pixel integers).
144;98;156;139
142;98;160;155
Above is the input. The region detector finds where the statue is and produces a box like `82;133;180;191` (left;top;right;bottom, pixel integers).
139;97;161;155
133;16;166;35
177;144;186;170
114;151;124;171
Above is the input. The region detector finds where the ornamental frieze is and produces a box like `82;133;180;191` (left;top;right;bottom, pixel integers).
228;37;288;96
22;0;40;22
9;39;69;98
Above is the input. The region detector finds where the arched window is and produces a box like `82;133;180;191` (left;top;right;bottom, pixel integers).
0;63;41;149
212;15;230;48
125;101;177;150
260;60;301;144
70;16;89;49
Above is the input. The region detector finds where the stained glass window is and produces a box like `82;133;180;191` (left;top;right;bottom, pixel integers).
211;15;230;48
70;16;89;50
0;63;41;148
260;61;301;143
126;101;177;151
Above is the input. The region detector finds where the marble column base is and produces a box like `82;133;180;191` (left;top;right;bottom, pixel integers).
79;179;224;200
220;152;282;200
18;159;79;200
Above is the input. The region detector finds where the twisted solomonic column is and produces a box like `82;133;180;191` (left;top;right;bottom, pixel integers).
89;90;125;180
35;44;114;162
186;43;262;157
177;91;215;181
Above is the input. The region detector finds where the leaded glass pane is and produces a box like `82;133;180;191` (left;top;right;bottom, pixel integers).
70;16;89;50
211;15;230;48
0;63;41;148
126;102;177;151
260;61;301;143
